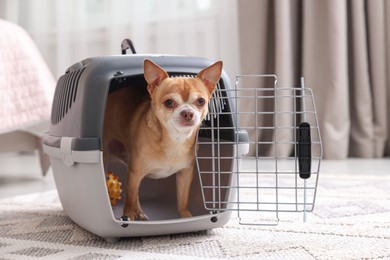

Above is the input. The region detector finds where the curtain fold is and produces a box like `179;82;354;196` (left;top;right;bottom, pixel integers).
238;0;390;159
347;0;374;157
365;0;388;157
386;1;390;156
302;0;350;159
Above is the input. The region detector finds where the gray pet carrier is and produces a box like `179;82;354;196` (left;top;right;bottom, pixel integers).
43;50;322;239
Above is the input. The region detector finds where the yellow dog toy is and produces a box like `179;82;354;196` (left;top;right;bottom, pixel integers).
106;172;122;206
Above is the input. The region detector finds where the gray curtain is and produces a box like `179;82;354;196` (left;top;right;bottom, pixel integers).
238;0;390;159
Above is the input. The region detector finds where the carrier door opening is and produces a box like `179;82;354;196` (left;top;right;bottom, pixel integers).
103;75;215;221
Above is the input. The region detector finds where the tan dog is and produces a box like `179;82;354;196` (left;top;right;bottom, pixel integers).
103;59;222;220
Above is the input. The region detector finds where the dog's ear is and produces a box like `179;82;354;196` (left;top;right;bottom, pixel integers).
197;61;223;94
144;59;169;95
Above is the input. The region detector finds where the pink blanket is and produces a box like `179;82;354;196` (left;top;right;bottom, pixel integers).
0;19;55;135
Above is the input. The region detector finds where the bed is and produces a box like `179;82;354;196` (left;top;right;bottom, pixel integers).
0;19;55;175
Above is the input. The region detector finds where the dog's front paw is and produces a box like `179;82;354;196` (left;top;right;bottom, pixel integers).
134;212;149;221
179;210;192;218
124;210;149;221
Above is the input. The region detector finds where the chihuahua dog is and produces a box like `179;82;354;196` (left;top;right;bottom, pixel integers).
103;59;222;220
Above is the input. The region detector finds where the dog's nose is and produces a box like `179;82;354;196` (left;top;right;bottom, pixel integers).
180;110;194;121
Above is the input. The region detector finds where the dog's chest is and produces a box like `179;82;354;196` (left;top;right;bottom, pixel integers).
146;149;193;179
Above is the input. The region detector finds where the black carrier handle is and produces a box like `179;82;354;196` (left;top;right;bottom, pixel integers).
298;122;311;179
121;39;137;55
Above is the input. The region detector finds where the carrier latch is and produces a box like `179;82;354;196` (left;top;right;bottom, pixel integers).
61;137;75;166
43;136;101;166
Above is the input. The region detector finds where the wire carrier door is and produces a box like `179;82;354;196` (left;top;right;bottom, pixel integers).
196;75;322;225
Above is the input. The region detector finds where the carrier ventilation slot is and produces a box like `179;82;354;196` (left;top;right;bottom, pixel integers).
169;74;226;121
51;68;85;124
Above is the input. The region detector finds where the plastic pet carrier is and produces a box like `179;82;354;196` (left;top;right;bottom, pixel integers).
43;45;322;239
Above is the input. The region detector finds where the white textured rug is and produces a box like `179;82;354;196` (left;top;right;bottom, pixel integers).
0;171;390;260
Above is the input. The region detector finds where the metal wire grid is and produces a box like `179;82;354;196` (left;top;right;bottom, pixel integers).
196;75;322;224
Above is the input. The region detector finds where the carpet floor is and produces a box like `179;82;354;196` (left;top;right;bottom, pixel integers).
0;169;389;259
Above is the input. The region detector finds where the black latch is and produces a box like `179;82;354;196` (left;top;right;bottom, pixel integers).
298;122;311;179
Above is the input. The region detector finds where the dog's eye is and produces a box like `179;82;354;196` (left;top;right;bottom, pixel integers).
196;98;206;106
164;99;175;108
